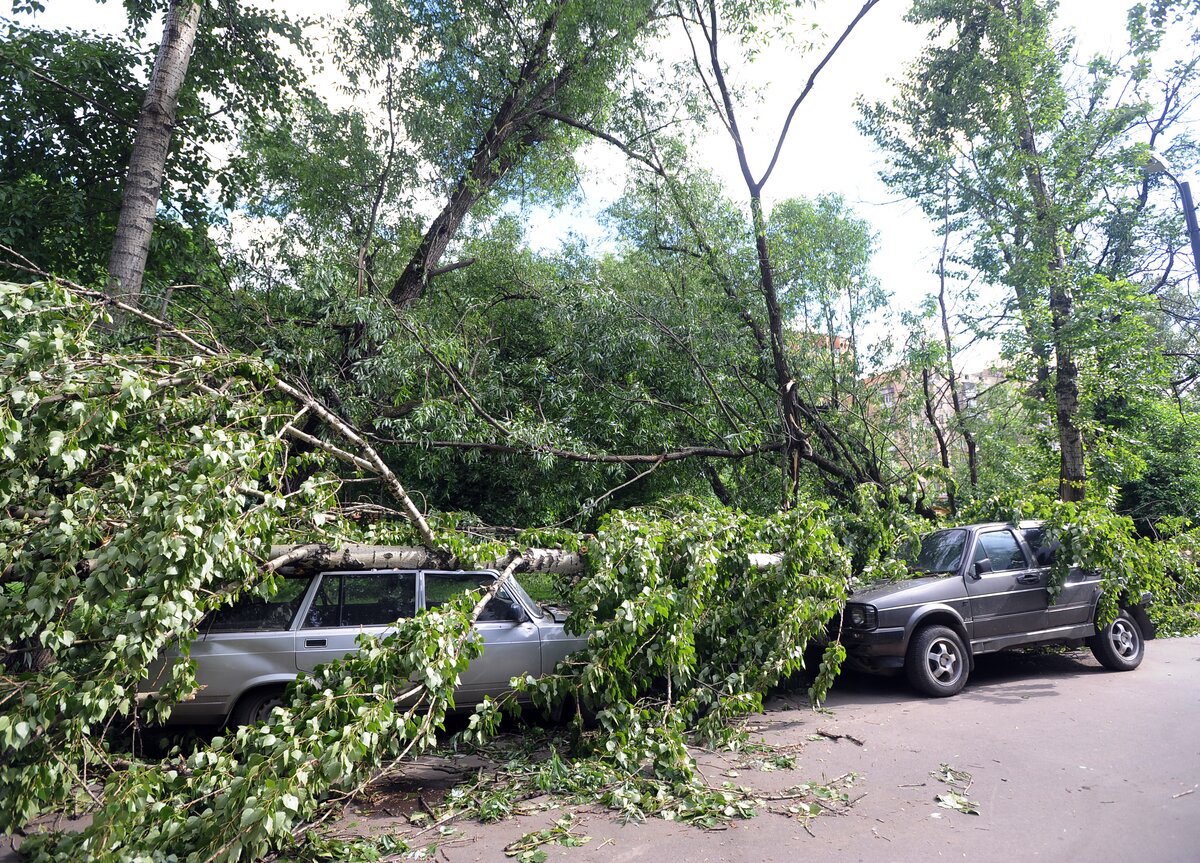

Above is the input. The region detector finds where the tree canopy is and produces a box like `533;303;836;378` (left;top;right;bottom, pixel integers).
2;0;1200;858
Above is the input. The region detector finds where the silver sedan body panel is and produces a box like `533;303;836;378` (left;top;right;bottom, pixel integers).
537;626;589;675
148;569;586;725
458;620;542;702
165;631;298;722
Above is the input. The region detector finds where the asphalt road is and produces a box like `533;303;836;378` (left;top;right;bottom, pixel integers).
435;636;1200;863
6;638;1198;862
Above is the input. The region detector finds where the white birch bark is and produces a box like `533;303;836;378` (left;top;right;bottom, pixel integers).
106;0;203;312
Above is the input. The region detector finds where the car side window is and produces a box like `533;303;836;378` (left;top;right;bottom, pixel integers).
975;531;1028;572
304;574;340;628
1022;527;1059;566
204;576;313;632
423;572;521;622
303;572;416;628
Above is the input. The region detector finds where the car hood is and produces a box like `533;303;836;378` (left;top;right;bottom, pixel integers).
849;573;962;606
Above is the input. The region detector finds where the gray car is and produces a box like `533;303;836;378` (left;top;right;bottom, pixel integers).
147;569;587;725
840;521;1155;697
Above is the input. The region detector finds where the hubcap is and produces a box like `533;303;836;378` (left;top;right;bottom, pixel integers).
926;638;960;683
1109;620;1139;658
252;696;284;724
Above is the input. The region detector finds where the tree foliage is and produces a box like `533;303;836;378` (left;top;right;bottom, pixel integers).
861;0;1200;504
2;0;1200;856
2;0;310;298
0;279;329;830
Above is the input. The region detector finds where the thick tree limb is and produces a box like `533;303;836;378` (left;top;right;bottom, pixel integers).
267;544;783;577
388;1;570;307
268;544;584;576
106;0;203;313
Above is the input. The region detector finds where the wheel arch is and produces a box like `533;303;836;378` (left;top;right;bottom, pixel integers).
1127;604;1156;641
224;674;298;722
907;606;973;670
1090;593;1157;641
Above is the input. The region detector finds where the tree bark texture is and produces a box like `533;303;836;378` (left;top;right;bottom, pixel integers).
389;0;569;306
268;543;783;577
1051;285;1087;501
1016;114;1086;502
269;544;586;577
106;0;202;312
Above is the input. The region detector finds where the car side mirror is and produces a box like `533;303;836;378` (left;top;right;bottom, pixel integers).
973;559;993;578
508;601;527;622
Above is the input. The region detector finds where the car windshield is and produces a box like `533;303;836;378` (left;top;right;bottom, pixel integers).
506;577;543;619
908;529;968;575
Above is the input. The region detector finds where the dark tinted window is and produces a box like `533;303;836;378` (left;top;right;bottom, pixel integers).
303;574;341;628
204;577;312;632
976;531;1027;572
1022;527;1058;565
424;572;521;622
303;572;416;628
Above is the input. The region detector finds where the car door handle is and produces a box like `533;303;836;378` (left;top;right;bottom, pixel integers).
304;638;327;648
1016;574;1041;585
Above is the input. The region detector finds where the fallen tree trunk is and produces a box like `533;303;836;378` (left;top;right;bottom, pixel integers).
268;543;586;576
268;544;781;576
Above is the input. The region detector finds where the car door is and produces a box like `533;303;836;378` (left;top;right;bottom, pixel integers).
964;528;1048;641
421;571;541;704
295;570;417;673
1021;526;1099;629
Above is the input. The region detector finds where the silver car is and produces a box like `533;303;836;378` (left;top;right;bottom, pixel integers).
148;569;586;725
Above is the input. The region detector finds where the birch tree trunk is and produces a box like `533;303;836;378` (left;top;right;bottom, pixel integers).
106;0;203;315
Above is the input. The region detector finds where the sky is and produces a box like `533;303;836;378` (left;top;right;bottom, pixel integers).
528;0;1145;314
15;0;1183;366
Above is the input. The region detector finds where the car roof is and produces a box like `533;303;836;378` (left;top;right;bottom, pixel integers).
933;520;1042;532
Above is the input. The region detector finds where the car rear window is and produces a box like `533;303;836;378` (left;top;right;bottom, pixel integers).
203;576;313;632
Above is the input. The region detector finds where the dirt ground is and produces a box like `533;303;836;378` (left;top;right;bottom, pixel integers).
6;637;1199;862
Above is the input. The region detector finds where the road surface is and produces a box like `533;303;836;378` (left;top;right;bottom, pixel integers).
433;636;1200;862
5;638;1197;862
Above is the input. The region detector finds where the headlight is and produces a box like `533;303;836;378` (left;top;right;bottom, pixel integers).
846;604;877;630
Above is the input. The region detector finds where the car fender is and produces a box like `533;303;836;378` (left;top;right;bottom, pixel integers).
223;672;301;717
905;604;973;668
1092;593;1157;641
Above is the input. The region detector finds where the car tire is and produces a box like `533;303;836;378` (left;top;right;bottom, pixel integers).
1089;610;1144;671
548;693;598;729
229;685;287;727
905;625;968;697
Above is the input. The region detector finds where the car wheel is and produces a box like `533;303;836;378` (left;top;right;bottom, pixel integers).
905;625;968;697
1089;610;1144;671
229;686;287;727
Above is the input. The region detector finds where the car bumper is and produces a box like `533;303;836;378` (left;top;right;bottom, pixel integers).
842;625;906;671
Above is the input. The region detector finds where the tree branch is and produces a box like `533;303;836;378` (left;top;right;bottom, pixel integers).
756;1;882;191
1;248;443;554
370;435;784;464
